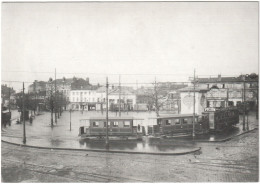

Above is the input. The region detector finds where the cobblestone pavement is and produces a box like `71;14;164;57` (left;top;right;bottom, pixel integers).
1;128;258;182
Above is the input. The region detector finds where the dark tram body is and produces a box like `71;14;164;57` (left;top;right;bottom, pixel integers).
148;107;239;137
148;114;209;137
79;117;145;140
202;107;239;132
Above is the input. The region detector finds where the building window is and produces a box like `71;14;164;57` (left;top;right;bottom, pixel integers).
77;97;79;102
73;97;75;102
222;84;225;88
84;98;86;102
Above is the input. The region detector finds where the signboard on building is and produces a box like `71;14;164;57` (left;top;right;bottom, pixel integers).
206;89;227;98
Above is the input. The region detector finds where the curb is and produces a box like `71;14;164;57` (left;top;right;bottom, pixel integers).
195;128;257;143
1;140;201;156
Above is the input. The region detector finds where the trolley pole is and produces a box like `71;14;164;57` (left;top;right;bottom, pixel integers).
243;76;246;131
105;77;109;149
55;68;57;123
192;69;196;138
22;82;26;144
119;75;121;117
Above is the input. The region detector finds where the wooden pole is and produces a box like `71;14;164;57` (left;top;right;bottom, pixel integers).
119;75;121;117
22;82;26;144
193;69;196;138
106;77;109;149
55;68;57;123
243;76;246;131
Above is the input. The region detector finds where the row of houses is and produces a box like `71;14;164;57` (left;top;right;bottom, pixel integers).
25;74;258;113
180;74;258;115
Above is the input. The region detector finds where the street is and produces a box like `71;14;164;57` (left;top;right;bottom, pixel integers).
1;127;258;182
1;110;259;182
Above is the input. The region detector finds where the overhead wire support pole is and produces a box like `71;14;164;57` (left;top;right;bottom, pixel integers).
192;69;196;138
243;75;246;131
106;77;109;149
119;75;121;117
55;68;57;123
22;82;26;144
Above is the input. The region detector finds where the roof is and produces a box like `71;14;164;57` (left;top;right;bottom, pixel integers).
197;75;258;83
178;86;209;92
81;117;144;120
149;114;198;119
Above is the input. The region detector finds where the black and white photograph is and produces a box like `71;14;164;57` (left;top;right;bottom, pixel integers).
1;1;259;182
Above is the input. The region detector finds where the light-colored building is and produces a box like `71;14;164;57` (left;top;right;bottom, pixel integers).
179;86;208;115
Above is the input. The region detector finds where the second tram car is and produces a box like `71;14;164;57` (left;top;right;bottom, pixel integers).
79;117;145;140
148;114;209;137
202;107;239;131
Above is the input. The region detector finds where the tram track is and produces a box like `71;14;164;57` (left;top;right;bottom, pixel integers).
2;157;150;183
2;142;257;177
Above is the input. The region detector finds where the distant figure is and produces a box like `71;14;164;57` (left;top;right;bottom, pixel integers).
16;118;20;124
138;124;140;131
29;116;33;124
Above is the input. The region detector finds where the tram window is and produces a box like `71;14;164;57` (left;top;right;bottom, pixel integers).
157;119;162;125
124;121;130;127
173;119;180;125
93;122;99;127
183;118;188;124
165;120;170;126
104;122;110;127
113;121;119;127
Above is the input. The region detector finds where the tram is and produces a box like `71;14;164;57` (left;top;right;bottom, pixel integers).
202;107;239;132
148;114;209;137
79;117;145;140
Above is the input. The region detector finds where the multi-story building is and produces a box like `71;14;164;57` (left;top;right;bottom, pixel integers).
178;73;258;115
28;81;47;94
70;87;98;110
46;78;74;101
195;74;258;109
69;86;136;111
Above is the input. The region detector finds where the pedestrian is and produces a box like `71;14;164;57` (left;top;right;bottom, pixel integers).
29;115;33;124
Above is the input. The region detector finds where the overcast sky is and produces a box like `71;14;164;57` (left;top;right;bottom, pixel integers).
2;2;258;91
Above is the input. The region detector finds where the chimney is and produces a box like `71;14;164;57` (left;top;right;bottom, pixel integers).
218;74;221;82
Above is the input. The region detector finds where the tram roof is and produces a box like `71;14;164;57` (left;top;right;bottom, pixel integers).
81;117;144;120
149;114;198;119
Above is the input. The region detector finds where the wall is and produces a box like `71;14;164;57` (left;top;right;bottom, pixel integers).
180;91;206;115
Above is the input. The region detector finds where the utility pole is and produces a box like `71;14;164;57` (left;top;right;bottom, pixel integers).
70;109;72;131
154;77;159;117
55;68;57;123
243;76;246;131
119;75;121;117
227;88;229;107
192;69;196;138
49;78;54;127
136;80;138;112
22;82;26;144
105;77;109;149
8;85;11;112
